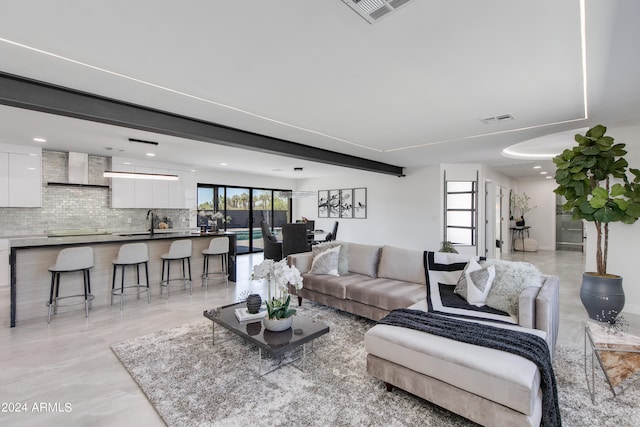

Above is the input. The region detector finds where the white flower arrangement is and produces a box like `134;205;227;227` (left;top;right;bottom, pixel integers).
251;258;303;307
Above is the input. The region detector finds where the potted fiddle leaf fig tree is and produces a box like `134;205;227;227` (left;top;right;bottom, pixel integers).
553;124;640;322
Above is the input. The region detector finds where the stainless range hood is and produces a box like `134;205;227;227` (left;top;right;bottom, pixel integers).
47;152;109;188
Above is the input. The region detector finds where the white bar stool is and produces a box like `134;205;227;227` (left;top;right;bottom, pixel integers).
47;246;94;323
160;239;192;298
111;243;150;310
202;237;229;288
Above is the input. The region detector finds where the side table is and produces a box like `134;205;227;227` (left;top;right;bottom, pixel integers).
584;321;640;404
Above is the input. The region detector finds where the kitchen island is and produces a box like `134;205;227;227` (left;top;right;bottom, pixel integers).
8;231;237;327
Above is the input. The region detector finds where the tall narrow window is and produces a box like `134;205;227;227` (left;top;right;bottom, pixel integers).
445;181;477;246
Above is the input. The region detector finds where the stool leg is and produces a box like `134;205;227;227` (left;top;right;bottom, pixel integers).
187;257;192;295
84;270;90;318
136;264;141;299
224;253;229;287
120;265;125;310
144;262;150;304
160;259;166;295
202;254;208;288
87;270;92;310
181;258;186;289
166;260;170;299
54;273;61;315
48;272;56;323
111;264;117;305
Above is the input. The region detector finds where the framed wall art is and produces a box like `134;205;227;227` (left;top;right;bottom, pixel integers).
340;189;353;218
318;190;329;218
353;188;367;218
328;189;341;218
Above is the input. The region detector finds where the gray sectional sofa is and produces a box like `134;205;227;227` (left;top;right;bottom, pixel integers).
288;242;560;427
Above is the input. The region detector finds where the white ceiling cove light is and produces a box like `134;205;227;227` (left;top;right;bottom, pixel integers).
103;171;179;181
341;0;413;24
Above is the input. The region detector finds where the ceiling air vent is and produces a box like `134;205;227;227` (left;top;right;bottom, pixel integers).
480;114;514;125
341;0;413;24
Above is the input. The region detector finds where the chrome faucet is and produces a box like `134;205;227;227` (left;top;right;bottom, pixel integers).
147;209;154;236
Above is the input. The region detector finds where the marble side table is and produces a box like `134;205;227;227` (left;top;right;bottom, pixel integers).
584;321;640;404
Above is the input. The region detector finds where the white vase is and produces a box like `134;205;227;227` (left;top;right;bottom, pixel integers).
263;316;293;332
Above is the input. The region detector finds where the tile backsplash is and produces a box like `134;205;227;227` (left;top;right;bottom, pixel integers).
0;151;191;237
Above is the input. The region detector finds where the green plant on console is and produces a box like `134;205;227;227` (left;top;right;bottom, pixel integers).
553;124;640;276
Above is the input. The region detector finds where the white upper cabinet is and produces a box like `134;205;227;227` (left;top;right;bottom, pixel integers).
110;157;194;209
0;153;8;207
0;144;42;207
110;162;134;208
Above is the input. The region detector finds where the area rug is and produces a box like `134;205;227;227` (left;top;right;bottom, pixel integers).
111;302;640;426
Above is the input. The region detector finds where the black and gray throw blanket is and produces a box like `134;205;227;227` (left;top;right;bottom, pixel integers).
378;309;561;427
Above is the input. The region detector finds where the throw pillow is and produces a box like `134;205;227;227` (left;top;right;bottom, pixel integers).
310;245;341;276
454;258;495;306
313;241;349;275
482;259;542;317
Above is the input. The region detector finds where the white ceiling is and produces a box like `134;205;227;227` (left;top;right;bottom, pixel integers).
1;0;639;180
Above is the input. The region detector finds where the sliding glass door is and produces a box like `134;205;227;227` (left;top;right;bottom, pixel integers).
197;184;292;254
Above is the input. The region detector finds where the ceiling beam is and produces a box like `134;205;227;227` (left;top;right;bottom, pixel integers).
0;72;405;177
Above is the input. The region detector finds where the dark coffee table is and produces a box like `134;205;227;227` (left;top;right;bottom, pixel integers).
203;301;330;375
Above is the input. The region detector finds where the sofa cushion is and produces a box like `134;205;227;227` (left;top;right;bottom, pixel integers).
313;241;349;275
310;245;340;276
300;272;368;300
345;278;425;311
378;245;426;285
482;259;542;317
347;243;382;277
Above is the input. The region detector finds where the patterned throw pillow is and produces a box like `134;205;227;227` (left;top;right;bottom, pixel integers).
310;245;341;276
313;241;349;275
454;258;495;306
482;259;542;317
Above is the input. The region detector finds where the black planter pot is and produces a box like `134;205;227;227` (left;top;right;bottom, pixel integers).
580;273;625;322
246;294;262;314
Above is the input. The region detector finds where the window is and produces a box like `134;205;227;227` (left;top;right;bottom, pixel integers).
197;184;292;254
445;180;477;246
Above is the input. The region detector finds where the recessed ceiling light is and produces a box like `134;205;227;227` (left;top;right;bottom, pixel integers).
33;137;46;142
146;153;155;157
220;163;228;166
190;169;196;172
123;162;131;165
546;176;553;179
540;171;548;175
533;166;542;169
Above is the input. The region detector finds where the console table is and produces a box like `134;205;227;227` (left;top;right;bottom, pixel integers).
584;321;640;404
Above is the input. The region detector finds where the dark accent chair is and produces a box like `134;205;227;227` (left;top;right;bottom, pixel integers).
282;223;312;258
324;221;339;242
260;221;283;261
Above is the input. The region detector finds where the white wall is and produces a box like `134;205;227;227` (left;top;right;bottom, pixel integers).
584;123;640;315
293;166;441;251
516;179;557;251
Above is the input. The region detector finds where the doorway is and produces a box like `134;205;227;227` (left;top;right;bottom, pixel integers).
556;195;584;251
484;182;506;259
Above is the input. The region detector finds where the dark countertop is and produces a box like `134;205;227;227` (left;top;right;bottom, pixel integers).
9;231;236;249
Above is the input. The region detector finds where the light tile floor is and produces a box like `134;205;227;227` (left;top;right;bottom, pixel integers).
0;250;637;426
